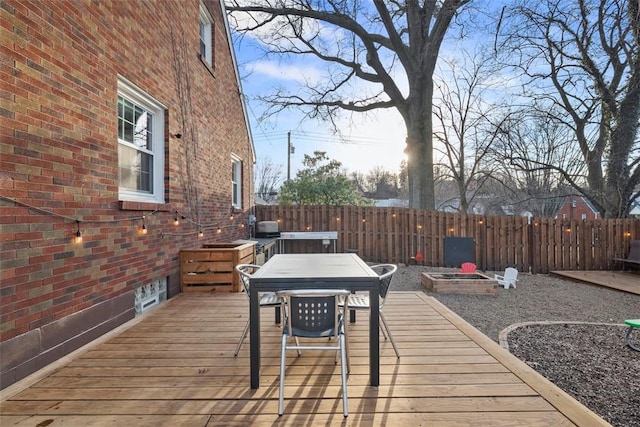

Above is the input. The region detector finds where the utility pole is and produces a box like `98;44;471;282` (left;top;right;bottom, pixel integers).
287;131;294;181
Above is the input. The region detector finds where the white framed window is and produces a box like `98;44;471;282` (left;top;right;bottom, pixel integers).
199;3;213;65
581;213;587;220
232;156;242;209
117;79;165;204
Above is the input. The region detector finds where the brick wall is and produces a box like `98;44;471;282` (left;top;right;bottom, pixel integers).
1;0;255;388
555;196;600;220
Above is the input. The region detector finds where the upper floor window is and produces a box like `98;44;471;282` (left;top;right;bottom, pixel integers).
232;156;242;209
118;79;165;204
199;3;213;66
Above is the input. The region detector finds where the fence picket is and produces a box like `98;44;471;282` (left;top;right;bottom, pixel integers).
255;206;639;273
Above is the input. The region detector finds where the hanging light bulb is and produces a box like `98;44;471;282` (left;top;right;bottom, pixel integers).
198;229;204;238
174;211;180;226
140;216;148;235
75;220;83;243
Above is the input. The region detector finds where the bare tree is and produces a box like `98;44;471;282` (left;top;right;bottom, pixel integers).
432;50;507;213
350;170;367;194
226;0;472;210
490;111;576;217
498;0;640;218
254;156;283;203
352;166;399;199
398;159;409;200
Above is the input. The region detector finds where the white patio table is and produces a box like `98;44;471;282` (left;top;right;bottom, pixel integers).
248;253;380;389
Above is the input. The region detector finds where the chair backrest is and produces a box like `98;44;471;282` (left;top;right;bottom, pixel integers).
371;264;398;301
460;262;477;273
627;240;640;261
235;264;261;297
504;267;518;281
277;289;352;338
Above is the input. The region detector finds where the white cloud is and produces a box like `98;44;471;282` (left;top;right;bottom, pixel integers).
248;61;324;84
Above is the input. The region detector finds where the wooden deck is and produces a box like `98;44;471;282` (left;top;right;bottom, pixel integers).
1;292;610;426
551;270;640;295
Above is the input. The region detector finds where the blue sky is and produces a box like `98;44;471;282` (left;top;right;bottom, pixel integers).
229;26;409;180
237;60;409;179
227;2;507;181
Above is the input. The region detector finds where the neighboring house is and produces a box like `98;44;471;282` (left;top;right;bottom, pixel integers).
554;195;601;220
1;0;255;389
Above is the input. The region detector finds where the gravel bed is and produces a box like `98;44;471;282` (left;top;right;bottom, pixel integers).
391;265;640;427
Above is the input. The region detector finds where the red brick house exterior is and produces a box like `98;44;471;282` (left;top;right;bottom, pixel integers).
1;0;255;389
554;195;601;220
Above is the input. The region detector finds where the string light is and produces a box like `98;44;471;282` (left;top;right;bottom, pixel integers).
75;220;82;243
1;195;242;241
140;216;148;235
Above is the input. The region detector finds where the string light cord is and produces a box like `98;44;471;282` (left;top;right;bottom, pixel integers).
160;209;242;238
1;194;243;239
0;195;171;224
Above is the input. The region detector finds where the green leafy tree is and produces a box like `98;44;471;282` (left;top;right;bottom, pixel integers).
279;151;370;206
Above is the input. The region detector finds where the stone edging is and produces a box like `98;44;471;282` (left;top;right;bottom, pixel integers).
499;321;627;351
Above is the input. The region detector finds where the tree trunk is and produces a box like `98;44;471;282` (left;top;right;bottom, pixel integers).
404;83;436;211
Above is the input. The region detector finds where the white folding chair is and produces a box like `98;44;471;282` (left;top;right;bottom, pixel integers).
276;289;352;417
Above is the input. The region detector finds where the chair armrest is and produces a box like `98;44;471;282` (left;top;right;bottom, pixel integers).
494;274;504;280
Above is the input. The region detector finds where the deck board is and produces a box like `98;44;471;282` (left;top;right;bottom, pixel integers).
551;270;639;295
0;292;610;426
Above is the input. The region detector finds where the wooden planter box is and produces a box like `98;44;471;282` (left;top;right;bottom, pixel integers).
180;241;256;292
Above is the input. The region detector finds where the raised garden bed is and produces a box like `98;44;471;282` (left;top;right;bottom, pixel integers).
180;241;256;292
421;272;498;295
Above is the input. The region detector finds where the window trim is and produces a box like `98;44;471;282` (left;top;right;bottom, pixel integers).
199;3;213;66
232;155;242;209
117;78;166;204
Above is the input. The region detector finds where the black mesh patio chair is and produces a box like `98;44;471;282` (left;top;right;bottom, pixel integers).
276;289;352;417
341;263;400;358
233;264;281;357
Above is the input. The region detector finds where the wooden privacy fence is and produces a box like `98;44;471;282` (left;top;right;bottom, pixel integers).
255;205;640;273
